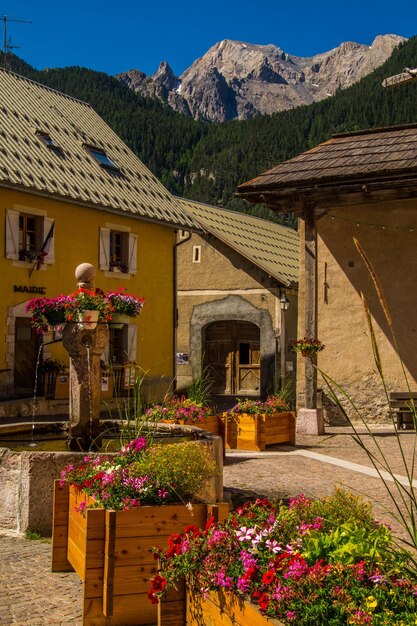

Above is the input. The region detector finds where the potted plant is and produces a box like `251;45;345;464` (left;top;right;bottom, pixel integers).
291;337;324;357
106;287;144;328
153;491;416;626
26;295;69;334
222;396;295;451
65;287;113;329
52;436;228;626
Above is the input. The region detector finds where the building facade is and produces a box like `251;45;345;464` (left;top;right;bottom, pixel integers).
0;68;195;401
237;125;417;421
175;198;299;399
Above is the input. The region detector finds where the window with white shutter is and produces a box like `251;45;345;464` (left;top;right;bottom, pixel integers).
100;227;137;275
5;208;55;267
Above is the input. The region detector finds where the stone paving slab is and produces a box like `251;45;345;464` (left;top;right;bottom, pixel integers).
0;425;415;624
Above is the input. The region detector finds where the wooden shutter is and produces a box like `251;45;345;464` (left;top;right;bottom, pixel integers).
127;324;137;362
43;217;55;264
99;227;110;271
128;233;138;274
5;209;19;259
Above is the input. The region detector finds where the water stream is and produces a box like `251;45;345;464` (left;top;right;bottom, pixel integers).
29;344;44;447
85;342;93;445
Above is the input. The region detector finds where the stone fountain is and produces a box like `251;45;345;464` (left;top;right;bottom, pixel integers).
62;263;108;450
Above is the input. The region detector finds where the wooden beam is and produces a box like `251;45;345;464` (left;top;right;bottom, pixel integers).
304;205;317;409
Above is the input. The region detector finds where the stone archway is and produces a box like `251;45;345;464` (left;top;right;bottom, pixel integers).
190;295;276;398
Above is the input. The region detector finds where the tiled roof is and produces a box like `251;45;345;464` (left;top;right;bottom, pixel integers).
237;125;417;193
0;69;196;229
177;197;299;287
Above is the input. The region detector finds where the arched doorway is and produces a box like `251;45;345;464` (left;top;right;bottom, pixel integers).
205;321;260;396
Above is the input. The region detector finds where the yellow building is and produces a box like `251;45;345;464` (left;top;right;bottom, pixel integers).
0;68;196;400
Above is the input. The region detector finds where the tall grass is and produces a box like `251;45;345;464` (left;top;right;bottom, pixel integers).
319;238;417;572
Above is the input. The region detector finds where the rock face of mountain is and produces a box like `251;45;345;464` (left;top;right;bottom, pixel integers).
117;34;405;122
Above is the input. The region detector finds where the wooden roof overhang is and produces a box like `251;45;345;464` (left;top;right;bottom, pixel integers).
236;170;417;216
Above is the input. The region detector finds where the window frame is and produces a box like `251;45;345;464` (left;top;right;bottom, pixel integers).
192;245;201;263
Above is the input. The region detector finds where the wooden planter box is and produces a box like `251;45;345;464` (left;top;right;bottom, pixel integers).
160;586;283;626
52;481;229;626
221;412;295;451
163;414;219;435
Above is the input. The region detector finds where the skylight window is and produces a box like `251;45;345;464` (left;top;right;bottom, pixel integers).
84;145;119;171
36;132;63;153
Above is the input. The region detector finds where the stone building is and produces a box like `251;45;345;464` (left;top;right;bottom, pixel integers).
237;124;417;422
0;68;196;402
175;198;299;399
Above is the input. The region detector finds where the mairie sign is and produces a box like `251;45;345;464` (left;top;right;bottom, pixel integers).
13;285;46;294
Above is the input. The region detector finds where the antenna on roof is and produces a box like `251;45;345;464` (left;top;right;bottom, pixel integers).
1;15;32;68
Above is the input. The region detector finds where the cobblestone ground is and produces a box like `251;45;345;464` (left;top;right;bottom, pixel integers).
0;425;416;625
0;535;82;626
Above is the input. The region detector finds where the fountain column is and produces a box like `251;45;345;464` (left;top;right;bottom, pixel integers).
62;263;109;451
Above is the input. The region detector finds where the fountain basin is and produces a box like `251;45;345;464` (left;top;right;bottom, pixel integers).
0;422;223;536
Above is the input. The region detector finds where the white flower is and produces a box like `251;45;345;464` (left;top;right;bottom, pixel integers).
236;526;256;541
265;539;282;554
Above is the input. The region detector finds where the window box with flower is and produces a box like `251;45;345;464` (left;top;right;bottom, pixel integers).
52;437;228;626
221;397;295;451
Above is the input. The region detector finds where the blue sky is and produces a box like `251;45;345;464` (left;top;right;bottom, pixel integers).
1;0;416;77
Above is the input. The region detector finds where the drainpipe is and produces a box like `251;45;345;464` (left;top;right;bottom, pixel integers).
173;231;192;393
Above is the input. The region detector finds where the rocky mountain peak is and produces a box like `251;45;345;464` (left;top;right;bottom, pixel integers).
117;34;406;122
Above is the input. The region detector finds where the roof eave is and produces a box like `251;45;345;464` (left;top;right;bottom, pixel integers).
0;180;203;232
236;170;417;213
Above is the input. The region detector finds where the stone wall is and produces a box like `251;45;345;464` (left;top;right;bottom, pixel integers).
297;199;417;422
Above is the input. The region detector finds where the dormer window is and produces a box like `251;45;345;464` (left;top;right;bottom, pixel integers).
84;145;119;171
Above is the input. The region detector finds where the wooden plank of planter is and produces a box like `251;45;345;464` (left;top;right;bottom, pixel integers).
158;504;230;626
113;503;208;537
51;481;73;572
186;588;283;626
84;595;156;626
103;510;116;616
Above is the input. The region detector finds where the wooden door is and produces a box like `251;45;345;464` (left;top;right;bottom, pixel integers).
205;321;260;396
14;317;41;395
236;322;260;396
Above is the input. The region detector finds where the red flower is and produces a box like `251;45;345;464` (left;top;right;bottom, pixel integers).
147;590;159;605
258;592;269;612
168;533;183;547
184;525;200;537
262;570;275;585
205;516;216;530
150;574;167;592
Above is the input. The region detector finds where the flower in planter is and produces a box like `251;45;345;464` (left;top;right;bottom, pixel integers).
60;437;218;511
65;287;114;323
291;337;325;355
226;395;289;417
105;288;144;318
109;259;129;273
26;295;70;334
150;490;417;624
145;395;211;423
